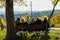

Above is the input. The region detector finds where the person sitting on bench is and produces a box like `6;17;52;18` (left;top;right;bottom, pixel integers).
20;18;28;25
15;17;20;25
30;18;35;24
43;17;50;32
35;17;42;24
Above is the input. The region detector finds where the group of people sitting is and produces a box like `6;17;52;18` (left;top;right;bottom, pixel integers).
15;17;48;25
15;17;50;31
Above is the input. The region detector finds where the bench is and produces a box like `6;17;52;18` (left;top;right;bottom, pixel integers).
30;24;46;31
15;24;28;31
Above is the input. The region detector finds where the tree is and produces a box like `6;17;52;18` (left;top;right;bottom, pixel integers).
5;0;16;40
53;14;60;24
0;0;27;40
50;18;53;24
48;0;59;20
0;18;6;30
0;0;5;8
14;0;27;6
0;0;27;8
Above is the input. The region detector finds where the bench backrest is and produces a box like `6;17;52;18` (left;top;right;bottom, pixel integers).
30;24;46;30
16;24;28;30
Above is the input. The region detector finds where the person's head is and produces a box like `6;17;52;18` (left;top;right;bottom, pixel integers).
44;16;48;20
32;18;35;21
17;17;20;21
44;17;47;21
21;18;25;22
36;17;40;20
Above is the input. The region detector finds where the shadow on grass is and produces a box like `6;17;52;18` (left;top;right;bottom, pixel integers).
30;34;50;40
16;34;50;40
40;35;50;40
15;34;27;40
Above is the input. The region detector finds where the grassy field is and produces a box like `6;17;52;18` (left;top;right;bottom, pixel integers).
0;28;6;40
0;28;60;40
48;30;60;40
55;24;60;28
51;24;60;28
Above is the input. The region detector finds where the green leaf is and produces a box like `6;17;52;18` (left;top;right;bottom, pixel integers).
52;0;60;5
0;0;27;8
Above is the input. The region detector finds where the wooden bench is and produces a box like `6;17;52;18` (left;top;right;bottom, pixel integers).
30;24;46;31
15;24;28;31
15;22;50;37
15;20;50;32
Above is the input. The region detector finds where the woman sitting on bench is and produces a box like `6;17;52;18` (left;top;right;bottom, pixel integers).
20;18;28;25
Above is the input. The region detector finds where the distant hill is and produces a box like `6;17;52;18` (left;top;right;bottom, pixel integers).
0;10;60;21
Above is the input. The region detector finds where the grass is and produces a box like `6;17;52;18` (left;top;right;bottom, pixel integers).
51;24;60;28
55;24;60;28
0;28;6;40
16;30;60;40
48;30;60;40
0;28;60;40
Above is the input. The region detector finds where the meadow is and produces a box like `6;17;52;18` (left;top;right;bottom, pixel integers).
0;28;6;40
0;28;60;40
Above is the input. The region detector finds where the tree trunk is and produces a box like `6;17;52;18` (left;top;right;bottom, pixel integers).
48;0;58;20
5;0;16;40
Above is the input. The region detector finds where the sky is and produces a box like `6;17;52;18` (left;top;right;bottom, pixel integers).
0;0;60;12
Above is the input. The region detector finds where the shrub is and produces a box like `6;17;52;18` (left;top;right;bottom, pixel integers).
51;24;55;27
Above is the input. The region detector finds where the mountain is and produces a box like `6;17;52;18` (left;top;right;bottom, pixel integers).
0;10;60;21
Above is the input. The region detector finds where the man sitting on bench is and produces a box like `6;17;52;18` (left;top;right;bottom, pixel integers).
35;17;42;24
15;17;20;25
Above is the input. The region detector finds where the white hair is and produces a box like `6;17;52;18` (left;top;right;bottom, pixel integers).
44;16;48;20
